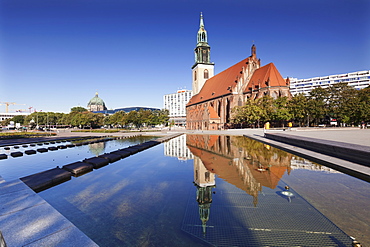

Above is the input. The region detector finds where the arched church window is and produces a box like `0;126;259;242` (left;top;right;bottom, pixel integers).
204;69;209;79
194;71;197;81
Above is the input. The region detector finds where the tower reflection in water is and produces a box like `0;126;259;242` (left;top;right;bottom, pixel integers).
193;153;215;235
187;134;292;235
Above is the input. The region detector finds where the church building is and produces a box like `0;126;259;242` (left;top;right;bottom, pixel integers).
87;92;107;112
186;14;291;130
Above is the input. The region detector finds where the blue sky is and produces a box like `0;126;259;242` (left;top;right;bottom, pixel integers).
1;0;369;113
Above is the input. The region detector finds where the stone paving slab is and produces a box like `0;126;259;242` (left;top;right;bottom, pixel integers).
0;179;98;247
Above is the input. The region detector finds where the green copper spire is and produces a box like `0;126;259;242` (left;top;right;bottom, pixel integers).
197;12;208;46
192;12;214;68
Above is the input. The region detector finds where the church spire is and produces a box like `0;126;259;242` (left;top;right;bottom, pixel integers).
200;12;204;27
193;13;213;67
191;13;215;95
197;12;207;44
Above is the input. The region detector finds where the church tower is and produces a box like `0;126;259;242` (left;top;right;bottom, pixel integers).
192;13;214;95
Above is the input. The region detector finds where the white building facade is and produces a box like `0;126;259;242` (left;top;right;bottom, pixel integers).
163;89;193;126
0;112;30;122
289;70;370;96
164;134;194;161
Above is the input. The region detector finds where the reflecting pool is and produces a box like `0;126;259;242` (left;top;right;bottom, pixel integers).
0;136;155;181
15;135;370;246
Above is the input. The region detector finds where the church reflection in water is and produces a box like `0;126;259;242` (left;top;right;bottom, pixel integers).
187;134;293;235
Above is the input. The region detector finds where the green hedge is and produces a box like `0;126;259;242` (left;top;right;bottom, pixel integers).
0;132;56;139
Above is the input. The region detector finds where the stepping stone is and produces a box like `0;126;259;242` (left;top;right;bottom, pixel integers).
10;152;23;157
83;157;109;169
25;150;37;155
110;150;131;158
63;162;93;176
37;148;48;153
48;146;58;151
0;154;7;160
57;145;67;149
20;167;71;192
121;146;140;154
99;153;121;163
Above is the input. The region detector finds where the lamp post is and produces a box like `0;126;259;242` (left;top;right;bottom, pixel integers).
307;113;310;127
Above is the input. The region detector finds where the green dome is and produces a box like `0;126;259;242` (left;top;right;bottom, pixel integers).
87;92;107;111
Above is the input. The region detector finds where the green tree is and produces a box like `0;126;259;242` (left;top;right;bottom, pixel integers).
287;94;308;126
107;111;127;127
257;96;274;123
125;111;139;128
11;115;25;125
271;97;292;127
0;118;11;126
357;87;370;123
148;109;169;126
308;87;328;126
70;106;88;113
231;99;263;127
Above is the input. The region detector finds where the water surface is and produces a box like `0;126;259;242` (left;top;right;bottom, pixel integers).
33;135;370;246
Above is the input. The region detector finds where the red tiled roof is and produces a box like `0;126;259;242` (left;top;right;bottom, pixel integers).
187;59;287;106
244;62;287;93
187;57;251;106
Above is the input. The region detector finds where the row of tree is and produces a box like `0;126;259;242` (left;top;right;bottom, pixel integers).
1;107;170;129
3;83;369;129
231;83;370;127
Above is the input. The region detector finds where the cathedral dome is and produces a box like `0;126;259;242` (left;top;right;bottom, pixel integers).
87;92;107;111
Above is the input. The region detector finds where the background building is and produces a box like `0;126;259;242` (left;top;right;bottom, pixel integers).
163;89;193;126
93;107;160;114
289;70;370;96
87;92;107;112
0;112;30;122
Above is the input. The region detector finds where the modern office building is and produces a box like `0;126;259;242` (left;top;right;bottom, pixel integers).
0;112;30;122
289;70;370;96
163;89;193;126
